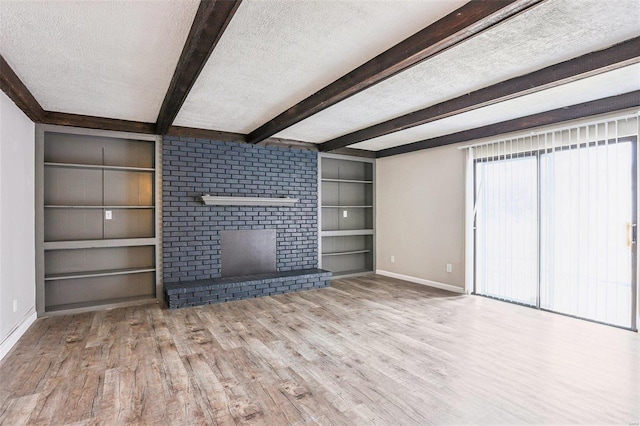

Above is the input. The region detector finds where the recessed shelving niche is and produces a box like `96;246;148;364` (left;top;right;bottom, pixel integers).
319;154;375;278
36;126;161;315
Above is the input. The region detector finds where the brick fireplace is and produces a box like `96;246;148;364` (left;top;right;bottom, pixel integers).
162;136;329;307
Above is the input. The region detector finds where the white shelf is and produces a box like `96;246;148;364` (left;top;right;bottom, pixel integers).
45;295;156;314
331;269;374;278
321;178;373;184
44;238;157;250
200;195;298;206
45;162;154;172
45;267;155;281
322;205;373;208
322;250;371;257
321;229;374;237
45;205;154;209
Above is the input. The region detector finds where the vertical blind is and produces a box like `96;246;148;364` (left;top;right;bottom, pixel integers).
465;114;639;329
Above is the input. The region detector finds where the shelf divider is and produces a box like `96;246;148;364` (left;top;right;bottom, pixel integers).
45;162;154;172
45;205;155;209
321;178;373;184
322;249;371;257
45;295;156;314
44;238;157;250
45;267;156;281
322;205;373;208
321;229;374;237
331;269;374;278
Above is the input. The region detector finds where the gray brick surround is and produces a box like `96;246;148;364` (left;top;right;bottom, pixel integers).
162;136;319;284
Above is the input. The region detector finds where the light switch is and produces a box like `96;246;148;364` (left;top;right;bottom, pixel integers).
105;210;112;220
343;210;348;218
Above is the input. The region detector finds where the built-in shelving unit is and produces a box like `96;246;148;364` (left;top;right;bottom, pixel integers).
36;126;161;315
319;154;375;277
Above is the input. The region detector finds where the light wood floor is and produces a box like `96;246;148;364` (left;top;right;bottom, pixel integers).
1;275;639;425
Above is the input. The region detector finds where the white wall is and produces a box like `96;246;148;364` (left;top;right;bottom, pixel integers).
376;143;466;290
0;90;36;360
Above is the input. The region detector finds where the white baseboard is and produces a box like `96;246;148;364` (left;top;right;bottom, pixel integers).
0;308;37;362
375;270;465;294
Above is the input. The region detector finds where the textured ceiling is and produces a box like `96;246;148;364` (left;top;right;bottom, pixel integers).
276;0;640;143
173;0;467;133
349;63;640;151
0;0;638;153
0;0;199;122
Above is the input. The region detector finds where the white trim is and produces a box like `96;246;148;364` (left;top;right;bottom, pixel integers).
0;308;37;361
317;153;322;269
464;148;475;295
376;270;465;294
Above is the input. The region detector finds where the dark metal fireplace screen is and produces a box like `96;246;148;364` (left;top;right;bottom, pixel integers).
220;229;277;277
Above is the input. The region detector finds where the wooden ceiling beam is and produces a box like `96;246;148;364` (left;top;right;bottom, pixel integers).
166;125;245;142
43;112;156;134
258;137;318;151
321;37;640;152
166;125;322;151
376;91;640;158
0;55;45;122
155;0;243;134
246;0;544;144
328;147;376;159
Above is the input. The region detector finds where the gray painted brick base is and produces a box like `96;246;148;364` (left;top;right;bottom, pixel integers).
164;269;331;309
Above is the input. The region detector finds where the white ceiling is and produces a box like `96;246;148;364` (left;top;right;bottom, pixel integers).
349;63;640;151
0;0;638;153
0;0;199;122
173;0;467;132
276;0;640;143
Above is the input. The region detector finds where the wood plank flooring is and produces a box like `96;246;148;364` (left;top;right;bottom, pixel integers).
1;274;639;425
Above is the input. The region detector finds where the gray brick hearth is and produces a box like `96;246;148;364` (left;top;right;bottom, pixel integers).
164;269;331;309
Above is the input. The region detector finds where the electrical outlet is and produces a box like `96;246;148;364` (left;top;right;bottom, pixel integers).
343;210;348;218
12;299;18;312
105;210;112;220
391;255;395;263
446;263;452;273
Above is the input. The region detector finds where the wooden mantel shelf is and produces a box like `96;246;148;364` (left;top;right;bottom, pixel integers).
200;195;299;206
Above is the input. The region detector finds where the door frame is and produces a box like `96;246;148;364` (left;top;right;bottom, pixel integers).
472;136;638;331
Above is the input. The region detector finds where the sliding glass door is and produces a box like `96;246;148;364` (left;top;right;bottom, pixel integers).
475;155;538;306
474;134;637;330
540;141;636;328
